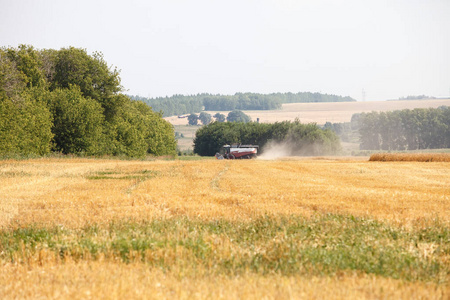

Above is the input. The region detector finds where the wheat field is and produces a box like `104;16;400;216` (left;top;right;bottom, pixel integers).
370;153;450;162
1;158;449;299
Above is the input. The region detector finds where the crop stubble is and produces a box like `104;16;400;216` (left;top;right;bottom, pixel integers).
0;158;449;299
1;158;448;227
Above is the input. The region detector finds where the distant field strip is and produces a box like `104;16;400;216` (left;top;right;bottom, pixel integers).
370;153;450;162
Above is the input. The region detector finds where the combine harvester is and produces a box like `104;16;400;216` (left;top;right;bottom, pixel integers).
215;144;259;159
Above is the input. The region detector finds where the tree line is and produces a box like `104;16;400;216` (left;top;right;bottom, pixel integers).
264;92;355;104
398;95;436;100
129;94;205;118
0;45;176;157
186;110;251;126
130;92;356;117
194;121;341;156
357;107;450;150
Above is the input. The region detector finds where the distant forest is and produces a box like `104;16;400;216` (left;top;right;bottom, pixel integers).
129;92;356;117
398;95;436;100
322;106;450;151
357;107;450;151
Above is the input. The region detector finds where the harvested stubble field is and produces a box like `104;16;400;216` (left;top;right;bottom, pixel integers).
370;153;450;162
0;158;449;299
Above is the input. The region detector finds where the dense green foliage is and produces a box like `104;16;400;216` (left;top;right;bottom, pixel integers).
194;120;341;156
187;113;199;126
198;112;212;125
187;111;240;126
130;92;356;117
0;45;176;157
213;113;226;123
358;107;450;150
226;110;251;123
0;91;53;155
1;215;447;282
129;94;204;117
203;93;282;111
265;92;356;104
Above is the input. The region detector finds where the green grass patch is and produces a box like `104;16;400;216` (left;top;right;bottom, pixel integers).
176;155;215;161
1;215;448;283
0;170;33;177
86;169;159;180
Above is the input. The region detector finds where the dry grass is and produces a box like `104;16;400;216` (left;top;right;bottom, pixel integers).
173;125;199;150
2;158;448;228
1;158;449;299
370;153;450;162
2;262;448;300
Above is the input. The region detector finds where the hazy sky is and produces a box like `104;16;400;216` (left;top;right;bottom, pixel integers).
1;0;449;101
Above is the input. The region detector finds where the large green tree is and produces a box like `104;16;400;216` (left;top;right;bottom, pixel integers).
4;45;46;89
51;47;121;100
0;45;177;158
199;112;212;125
48;86;105;155
0;90;53;156
188;113;199;126
213;113;226;122
0;48;27;99
227;110;251;123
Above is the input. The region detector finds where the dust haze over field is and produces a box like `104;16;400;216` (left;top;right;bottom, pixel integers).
258;140;325;159
258;141;293;160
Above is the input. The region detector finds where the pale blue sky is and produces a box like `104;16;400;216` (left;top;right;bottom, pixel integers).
1;0;449;101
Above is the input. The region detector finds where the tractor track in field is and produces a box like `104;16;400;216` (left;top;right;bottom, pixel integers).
210;162;230;191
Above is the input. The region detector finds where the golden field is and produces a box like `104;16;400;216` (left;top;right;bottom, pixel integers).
1;157;449;226
2;262;447;300
370;153;450;162
1;158;449;299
